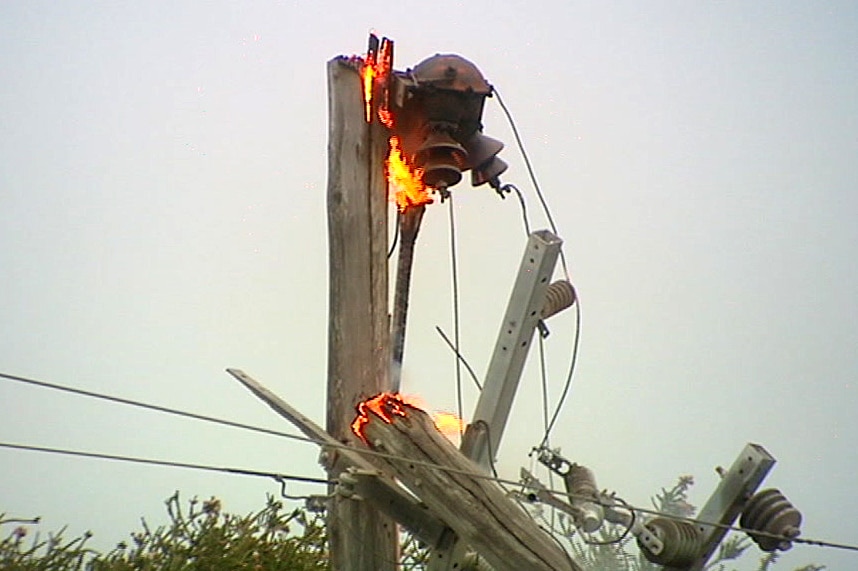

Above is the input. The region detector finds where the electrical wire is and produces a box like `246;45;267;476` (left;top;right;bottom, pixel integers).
580;497;636;547
502;182;532;236
536;333;558;531
0;441;332;488
492;88;582;448
12;433;853;556
5;371;858;555
447;198;465;439
493;87;569;282
538;289;581;448
539;523;579;570
0;371;312;446
538;334;551;445
0;371;522;492
434;325;482;391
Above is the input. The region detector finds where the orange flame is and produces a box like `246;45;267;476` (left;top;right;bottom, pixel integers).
351;393;466;443
387;136;433;211
361;53;376;123
433;412;467;438
359;39;432;212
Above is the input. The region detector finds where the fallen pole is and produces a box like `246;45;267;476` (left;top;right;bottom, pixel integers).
355;394;578;571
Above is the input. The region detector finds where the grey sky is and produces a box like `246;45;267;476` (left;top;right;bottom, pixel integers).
1;2;856;569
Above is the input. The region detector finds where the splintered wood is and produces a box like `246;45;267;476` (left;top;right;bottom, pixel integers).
357;397;578;571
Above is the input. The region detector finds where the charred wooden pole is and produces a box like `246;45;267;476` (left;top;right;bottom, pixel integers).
356;397;579;571
326;56;397;570
390;204;425;392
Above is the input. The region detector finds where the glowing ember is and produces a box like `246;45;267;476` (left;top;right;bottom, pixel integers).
351;392;466;443
388;136;433;211
351;393;409;442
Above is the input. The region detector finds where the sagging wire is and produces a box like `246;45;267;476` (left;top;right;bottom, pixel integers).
448;198;465;440
0;372;310;446
0;441;332;489
579;497;636;547
539;291;581;448
274;475;330;503
501;182;532;236
540;523;579;570
493;87;570;282
491;88;582;448
536;333;557;531
5;371;858;555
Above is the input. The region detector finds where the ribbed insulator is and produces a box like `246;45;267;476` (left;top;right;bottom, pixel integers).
638;517;702;567
541;280;575;320
740;489;802;552
565;464;599;501
565;463;604;533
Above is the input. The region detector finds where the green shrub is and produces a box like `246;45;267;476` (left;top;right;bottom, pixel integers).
1;493;328;571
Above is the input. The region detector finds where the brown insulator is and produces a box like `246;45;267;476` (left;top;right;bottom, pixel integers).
541;280;576;320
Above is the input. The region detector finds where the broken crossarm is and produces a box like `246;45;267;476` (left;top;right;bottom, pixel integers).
225;368;446;547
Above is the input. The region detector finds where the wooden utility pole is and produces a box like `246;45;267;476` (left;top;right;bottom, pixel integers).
326;57;397;570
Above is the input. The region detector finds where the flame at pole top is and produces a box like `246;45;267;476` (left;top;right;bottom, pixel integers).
359;35;433;212
351;393;466;443
361;52;376;123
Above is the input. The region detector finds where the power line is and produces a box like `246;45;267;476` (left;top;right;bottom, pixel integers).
538;290;581;447
0;371;312;446
5;371;857;555
447;197;465;440
493;86;569;282
503;182;532;236
0;441;332;488
490;88;582;448
6;438;856;556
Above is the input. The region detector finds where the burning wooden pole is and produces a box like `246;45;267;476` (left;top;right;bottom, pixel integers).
353;394;579;571
390;204;425;391
326;53;397;570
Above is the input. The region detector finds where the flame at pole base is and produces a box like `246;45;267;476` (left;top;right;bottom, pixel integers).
352;393;466;444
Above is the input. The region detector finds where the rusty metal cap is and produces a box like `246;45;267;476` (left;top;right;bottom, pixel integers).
411;54;491;94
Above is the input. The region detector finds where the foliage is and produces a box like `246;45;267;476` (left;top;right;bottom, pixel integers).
1;493;328;571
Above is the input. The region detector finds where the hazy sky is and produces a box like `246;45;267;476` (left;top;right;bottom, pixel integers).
2;2;856;569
